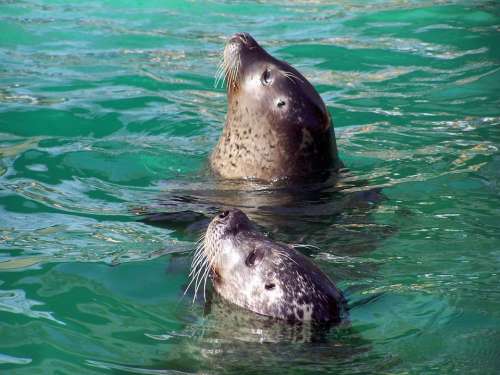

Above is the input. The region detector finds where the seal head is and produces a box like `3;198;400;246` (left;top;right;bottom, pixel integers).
211;32;341;182
197;209;346;323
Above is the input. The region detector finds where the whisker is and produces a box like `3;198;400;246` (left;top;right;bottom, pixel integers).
280;71;296;84
275;249;299;266
281;70;304;84
189;256;209;280
194;261;212;303
290;243;321;251
200;260;213;302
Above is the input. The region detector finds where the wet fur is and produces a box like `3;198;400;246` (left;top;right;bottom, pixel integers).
191;209;346;323
211;33;342;181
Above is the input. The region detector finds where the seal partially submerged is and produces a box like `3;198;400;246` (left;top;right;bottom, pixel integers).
211;32;342;181
189;209;346;323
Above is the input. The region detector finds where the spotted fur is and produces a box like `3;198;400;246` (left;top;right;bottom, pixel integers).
210;32;342;181
193;209;346;323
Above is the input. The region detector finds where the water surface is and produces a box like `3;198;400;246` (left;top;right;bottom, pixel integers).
1;1;499;374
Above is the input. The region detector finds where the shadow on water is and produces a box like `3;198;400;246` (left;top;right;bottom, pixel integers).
135;170;392;255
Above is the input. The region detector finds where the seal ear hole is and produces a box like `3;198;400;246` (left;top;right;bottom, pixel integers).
265;283;276;290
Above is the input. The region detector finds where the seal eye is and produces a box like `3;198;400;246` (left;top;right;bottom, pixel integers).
261;68;273;86
219;210;229;219
245;248;264;267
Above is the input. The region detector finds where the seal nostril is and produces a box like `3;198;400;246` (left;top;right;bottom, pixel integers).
219;210;230;219
233;32;250;45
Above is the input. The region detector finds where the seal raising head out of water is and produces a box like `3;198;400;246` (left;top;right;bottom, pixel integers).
190;209;346;323
211;32;342;181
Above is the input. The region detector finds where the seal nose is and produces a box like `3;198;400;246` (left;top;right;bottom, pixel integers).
218;210;230;219
218;208;243;221
216;208;252;232
229;32;256;47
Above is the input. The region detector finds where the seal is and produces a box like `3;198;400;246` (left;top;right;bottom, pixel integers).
189;209;346;323
211;32;342;181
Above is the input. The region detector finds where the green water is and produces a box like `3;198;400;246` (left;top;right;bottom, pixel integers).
1;0;499;373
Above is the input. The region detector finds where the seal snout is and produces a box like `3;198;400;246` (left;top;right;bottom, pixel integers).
214;208;252;235
229;32;254;46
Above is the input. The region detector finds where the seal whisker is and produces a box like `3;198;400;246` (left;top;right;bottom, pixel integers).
216;60;228;89
191;247;209;271
224;49;240;89
228;56;236;88
290;243;321;251
189;244;207;273
193;239;206;255
282;70;304;83
194;259;212;302
185;237;210;298
280;70;297;85
200;257;215;301
192;242;205;257
186;258;211;302
189;254;209;279
186;257;208;289
286;71;303;84
275;249;299;266
183;266;202;298
235;54;241;86
191;247;205;265
214;59;226;88
189;257;206;277
194;233;206;249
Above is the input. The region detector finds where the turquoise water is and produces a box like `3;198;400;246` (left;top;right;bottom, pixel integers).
1;0;500;373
